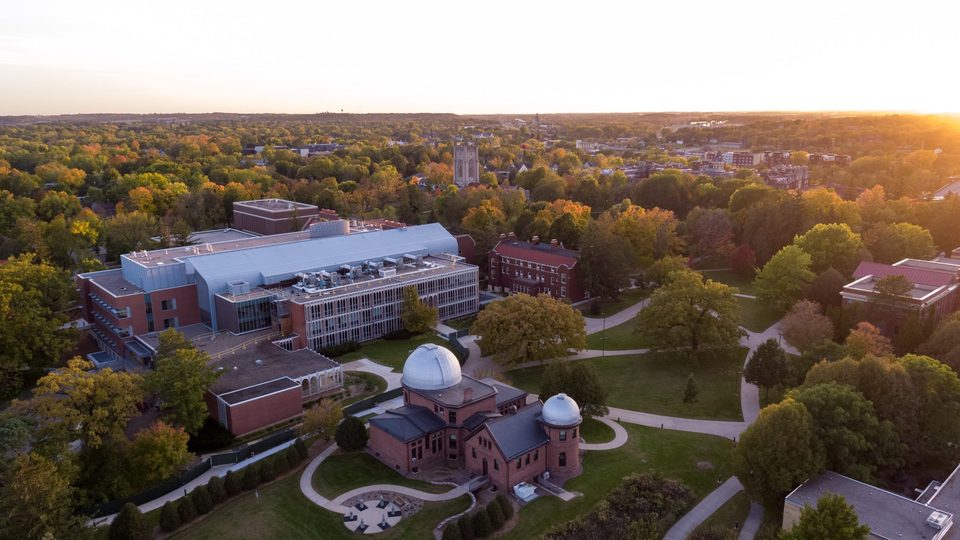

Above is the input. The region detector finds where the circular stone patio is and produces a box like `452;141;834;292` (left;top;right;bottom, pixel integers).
341;496;405;534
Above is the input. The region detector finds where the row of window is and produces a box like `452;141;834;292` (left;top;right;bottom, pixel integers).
494;256;559;272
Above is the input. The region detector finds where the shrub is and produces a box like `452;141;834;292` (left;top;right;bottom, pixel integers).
191;485;214;515
207;475;227;504
242;463;261;490
495;494;514;520
442;521;463;540
319;340;360;357
259;459;276;483
224;470;241;497
458;515;474;540
294;438;309;461
286;446;303;468
486;500;505;530
383;328;416;340
177;495;198;524
273;452;290;474
159;500;181;533
187;417;236;453
335;416;369;451
108;502;149;540
472;510;492;538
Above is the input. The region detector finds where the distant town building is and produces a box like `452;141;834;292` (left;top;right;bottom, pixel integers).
232;199;319;235
454;142;480;187
763;151;794;167
783;467;960;539
932;177;960;200
722;151;763;168
762;165;809;190
488;236;585;302
809;153;852;166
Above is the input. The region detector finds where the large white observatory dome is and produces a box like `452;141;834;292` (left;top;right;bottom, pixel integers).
541;393;582;426
401;343;462;391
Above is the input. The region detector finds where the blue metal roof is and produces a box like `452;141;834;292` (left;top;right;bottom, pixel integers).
186;223;458;329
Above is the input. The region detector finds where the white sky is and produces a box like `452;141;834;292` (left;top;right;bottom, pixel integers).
0;0;958;115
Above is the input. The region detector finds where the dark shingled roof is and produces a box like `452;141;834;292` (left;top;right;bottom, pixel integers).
369;405;446;443
491;382;527;407
463;411;502;433
484;402;549;460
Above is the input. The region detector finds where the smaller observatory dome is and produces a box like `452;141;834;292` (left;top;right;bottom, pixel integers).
542;393;582;426
401;344;462;390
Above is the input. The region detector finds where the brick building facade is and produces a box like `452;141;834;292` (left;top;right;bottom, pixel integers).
488;237;585;302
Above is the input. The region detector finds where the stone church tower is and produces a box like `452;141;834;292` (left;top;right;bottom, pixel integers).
454;142;479;187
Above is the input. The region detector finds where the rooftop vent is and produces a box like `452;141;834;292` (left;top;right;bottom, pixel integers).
255;359;264;368
928;511;951;530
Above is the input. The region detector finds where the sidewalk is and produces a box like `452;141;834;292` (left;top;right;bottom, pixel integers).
663;476;744;540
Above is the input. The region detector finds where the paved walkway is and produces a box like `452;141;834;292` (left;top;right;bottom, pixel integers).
299;443;468;515
608;407;746;440
341;358;403;391
739;501;764;540
663;477;744;540
580;416;629;451
583;297;651;335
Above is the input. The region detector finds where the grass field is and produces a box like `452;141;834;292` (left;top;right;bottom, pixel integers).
337;371;388;407
444;315;476;330
311;452;450;498
578;288;649;318
736;296;783;333
584;317;654;350
170;469;470;540
579;417;615;444
692;490;752;537
337;333;450;370
509;350;745;420
503;424;735;539
701;269;757;296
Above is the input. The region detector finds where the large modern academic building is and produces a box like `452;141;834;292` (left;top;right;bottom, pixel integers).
77;200;480;364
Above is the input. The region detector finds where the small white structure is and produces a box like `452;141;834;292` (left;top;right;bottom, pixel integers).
513;482;538;502
400;344;462;390
541;393;582;427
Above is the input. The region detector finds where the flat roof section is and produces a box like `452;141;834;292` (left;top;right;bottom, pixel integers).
414;375;496;408
124;230;312;268
188;228;260;244
85;268;146;297
218;377;300;405
233;199;318;213
786;470;953;539
209;341;340;395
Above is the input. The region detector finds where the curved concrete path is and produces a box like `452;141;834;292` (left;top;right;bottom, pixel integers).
583;297;651;335
580;416;628;451
739;501;764;540
608;406;747;440
300;443;467;515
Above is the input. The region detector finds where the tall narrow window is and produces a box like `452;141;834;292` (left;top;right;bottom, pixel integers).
559;452;566;467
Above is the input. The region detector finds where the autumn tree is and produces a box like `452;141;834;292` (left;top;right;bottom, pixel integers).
685;207;735;262
401;285;438;334
782;300;835;352
300;398;343;441
744;339;790;398
644;255;689;287
863;222;936;264
472;293;586;367
539;361;608;418
844;322;893;359
580;214;632;300
793;223;865;276
611;203;683;267
781;494;870;540
335;415;368;451
732;399;825;510
128;421;192;489
919;313;960;371
637;270;742;352
147;343;221;434
31;358;143;450
0;453;86;539
805;268;847;308
789;383;903;480
103;210;158;260
460;199;507;256
754;245;816;311
898;354;960;466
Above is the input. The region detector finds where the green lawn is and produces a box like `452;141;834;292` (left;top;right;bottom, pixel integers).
503;424;735;539
692;490;752;537
509;350;745;420
311;452;450;498
337;371;388;407
578;288;649;318
170;469;470;540
579;417;615;444
337;334;450;370
701;269;757;296
737;296;783;333
585;317;654;350
444;315;476;331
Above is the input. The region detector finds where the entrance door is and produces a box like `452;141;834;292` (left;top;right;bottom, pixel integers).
482;458;488;476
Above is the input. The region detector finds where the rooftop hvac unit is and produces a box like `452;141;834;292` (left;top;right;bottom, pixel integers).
928;511;951;530
254;359;264;368
379;267;397;278
383;257;398;266
226;280;250;296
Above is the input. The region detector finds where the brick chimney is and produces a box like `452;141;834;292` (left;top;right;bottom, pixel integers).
550;238;558;248
532;235;540;245
463;387;473;402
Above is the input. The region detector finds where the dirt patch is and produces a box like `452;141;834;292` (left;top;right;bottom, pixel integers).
696;461;714;471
